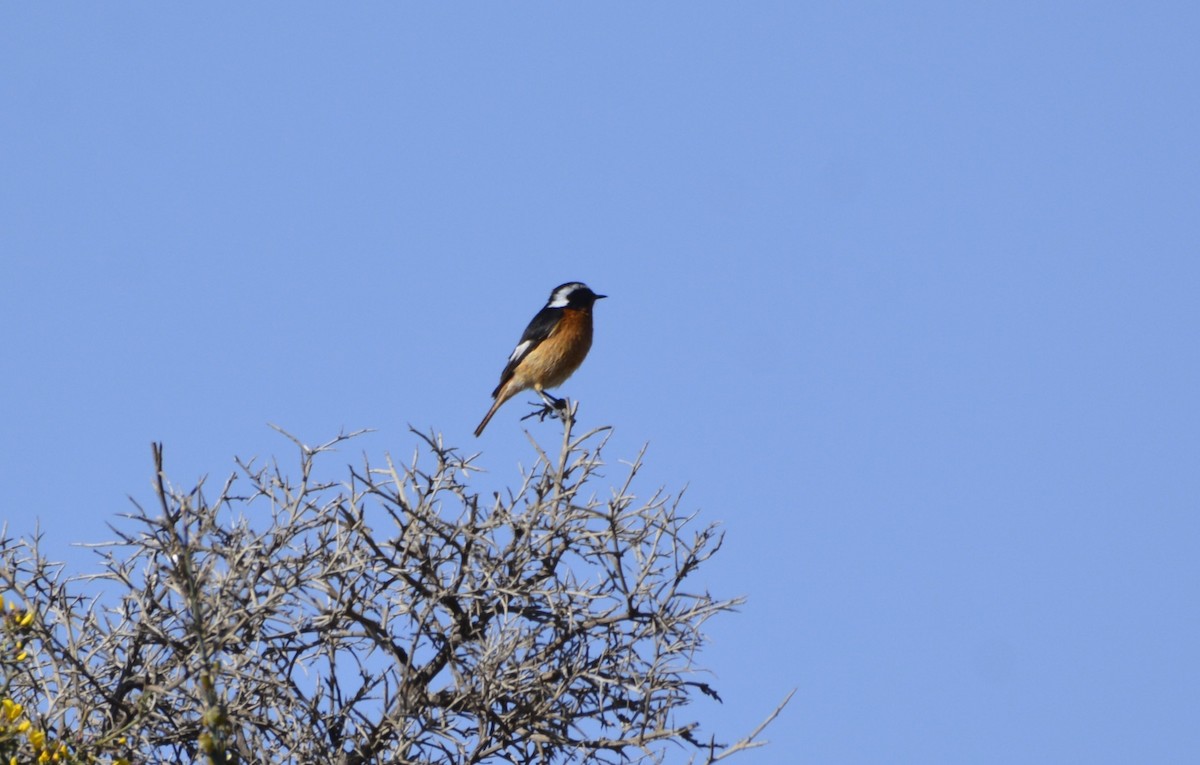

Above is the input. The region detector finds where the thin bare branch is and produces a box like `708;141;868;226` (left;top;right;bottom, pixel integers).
0;413;789;764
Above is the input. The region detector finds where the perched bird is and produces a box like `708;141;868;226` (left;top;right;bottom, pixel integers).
474;282;606;437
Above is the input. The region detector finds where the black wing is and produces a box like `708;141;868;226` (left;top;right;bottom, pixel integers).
492;306;560;397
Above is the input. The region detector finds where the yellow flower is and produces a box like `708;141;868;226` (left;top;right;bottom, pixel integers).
16;651;28;662
17;720;31;733
2;699;21;721
28;727;46;749
17;611;33;628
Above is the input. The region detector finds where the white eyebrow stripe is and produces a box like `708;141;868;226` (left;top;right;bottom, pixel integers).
508;340;533;362
547;282;584;308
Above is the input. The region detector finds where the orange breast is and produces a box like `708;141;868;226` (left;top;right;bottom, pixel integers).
512;308;594;390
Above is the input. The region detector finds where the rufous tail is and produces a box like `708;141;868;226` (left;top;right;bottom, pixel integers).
474;397;505;437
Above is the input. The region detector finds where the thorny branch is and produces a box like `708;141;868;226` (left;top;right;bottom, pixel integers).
0;409;791;764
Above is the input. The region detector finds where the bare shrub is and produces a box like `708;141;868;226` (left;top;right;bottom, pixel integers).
0;408;789;764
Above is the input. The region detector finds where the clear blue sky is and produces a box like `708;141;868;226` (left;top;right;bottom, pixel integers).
3;3;1198;762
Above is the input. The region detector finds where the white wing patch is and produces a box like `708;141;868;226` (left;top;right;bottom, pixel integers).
508;339;533;362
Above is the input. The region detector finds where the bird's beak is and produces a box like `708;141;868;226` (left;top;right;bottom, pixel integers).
595;294;608;300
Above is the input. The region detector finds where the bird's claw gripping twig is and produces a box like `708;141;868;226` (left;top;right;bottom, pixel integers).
520;394;569;423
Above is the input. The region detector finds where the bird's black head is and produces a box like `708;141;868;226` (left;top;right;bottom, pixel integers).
547;282;607;309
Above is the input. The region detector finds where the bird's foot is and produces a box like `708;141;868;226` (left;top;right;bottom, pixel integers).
521;395;570;423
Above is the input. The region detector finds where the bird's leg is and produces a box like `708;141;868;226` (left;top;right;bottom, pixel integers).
537;389;567;411
521;390;569;423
